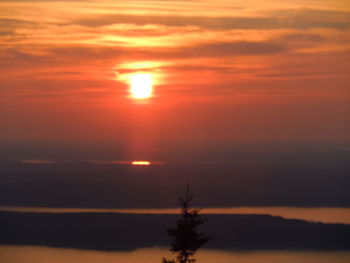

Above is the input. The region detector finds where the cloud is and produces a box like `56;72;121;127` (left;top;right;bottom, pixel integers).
112;40;287;60
76;9;350;30
0;38;287;66
0;0;84;1
270;8;350;30
278;33;325;42
1;0;349;106
180;41;287;57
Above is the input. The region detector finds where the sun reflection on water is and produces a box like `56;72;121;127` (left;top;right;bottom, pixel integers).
131;160;151;166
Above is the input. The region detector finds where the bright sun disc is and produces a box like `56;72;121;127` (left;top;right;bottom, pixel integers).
129;73;153;99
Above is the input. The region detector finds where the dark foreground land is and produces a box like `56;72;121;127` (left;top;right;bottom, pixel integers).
1;212;349;251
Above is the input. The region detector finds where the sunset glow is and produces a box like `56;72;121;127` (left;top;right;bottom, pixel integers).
129;73;153;99
1;0;350;259
0;0;349;142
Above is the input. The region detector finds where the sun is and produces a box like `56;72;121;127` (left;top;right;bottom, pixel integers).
129;73;153;99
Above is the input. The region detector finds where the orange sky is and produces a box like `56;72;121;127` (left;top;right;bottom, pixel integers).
0;0;349;144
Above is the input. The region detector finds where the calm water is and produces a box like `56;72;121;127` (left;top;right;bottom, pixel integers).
1;246;350;263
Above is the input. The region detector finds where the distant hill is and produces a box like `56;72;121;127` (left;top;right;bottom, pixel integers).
1;212;349;250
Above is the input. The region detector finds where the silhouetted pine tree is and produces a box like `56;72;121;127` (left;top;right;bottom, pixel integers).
162;186;209;263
